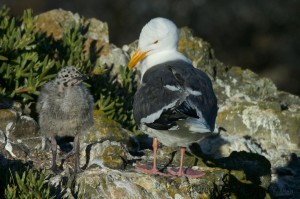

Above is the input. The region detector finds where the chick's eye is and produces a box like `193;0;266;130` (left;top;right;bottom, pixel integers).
153;40;158;44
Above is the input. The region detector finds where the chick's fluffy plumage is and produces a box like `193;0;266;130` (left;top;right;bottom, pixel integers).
36;66;94;138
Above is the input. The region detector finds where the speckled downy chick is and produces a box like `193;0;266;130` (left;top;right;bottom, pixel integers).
36;66;94;173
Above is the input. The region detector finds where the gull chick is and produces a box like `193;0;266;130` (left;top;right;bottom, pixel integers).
36;66;94;173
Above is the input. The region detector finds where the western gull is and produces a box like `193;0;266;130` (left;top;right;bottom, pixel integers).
36;66;94;173
128;17;218;178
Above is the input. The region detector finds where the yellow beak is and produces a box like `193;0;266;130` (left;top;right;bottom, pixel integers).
128;49;148;69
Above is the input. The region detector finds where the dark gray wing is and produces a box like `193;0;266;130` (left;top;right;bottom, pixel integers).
133;60;218;132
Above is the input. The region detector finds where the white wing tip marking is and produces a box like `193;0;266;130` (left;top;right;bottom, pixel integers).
164;85;180;91
186;88;202;96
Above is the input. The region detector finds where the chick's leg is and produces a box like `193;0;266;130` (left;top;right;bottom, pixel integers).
74;133;82;173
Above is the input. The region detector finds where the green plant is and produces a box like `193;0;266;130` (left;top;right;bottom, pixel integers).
0;6;91;109
4;169;54;199
0;157;29;197
0;7;47;101
93;65;138;132
0;5;138;131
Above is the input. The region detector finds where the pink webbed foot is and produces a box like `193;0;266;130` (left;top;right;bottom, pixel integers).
167;167;205;178
135;164;170;177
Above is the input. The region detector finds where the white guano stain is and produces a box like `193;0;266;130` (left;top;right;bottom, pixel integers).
241;106;281;134
5;142;17;158
5;122;14;137
114;181;141;198
175;194;184;199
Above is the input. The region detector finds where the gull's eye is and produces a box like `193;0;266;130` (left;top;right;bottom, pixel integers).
153;40;158;44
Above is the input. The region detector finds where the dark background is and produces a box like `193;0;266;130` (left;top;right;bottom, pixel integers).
1;0;299;96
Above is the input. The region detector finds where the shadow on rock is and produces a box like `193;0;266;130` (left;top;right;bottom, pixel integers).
0;95;14;109
189;135;271;199
268;153;300;199
210;172;268;199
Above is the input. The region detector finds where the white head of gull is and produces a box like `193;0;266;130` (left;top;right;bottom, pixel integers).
128;17;190;78
128;17;218;178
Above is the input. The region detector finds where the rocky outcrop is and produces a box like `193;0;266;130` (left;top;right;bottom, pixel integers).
1;9;299;199
176;27;300;198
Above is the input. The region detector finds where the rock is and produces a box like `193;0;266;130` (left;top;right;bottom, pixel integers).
208;66;300;166
92;43;130;91
84;18;109;43
268;153;300;198
83;18;109;59
36;10;128;80
213;151;271;188
35;9;110;58
97;44;129;75
35;9;81;40
47;166;269;199
10;115;39;140
178;27;226;77
0;130;5;149
83;110;133;145
174;27;300;198
0;109;17;131
0;108;40;159
85;140;128;170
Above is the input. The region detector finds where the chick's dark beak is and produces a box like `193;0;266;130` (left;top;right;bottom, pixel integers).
77;73;89;81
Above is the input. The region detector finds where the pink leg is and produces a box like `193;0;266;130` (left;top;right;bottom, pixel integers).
167;147;205;178
136;137;169;176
